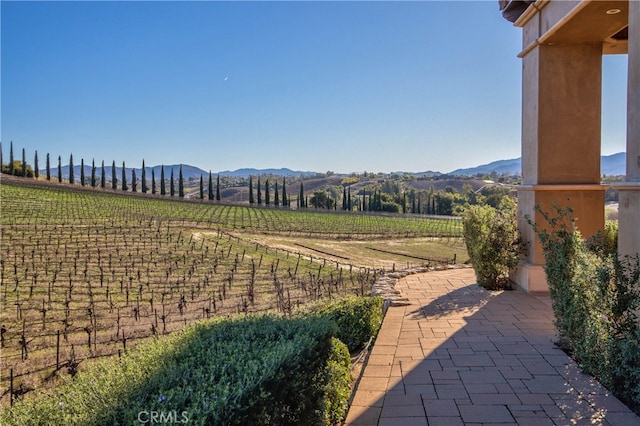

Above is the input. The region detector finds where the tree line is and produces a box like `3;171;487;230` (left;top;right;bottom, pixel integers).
1;142;513;216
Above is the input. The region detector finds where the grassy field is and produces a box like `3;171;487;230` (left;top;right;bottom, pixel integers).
0;177;467;404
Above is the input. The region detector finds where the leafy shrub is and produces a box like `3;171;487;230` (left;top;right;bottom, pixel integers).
312;296;384;352
320;338;352;425
586;220;618;256
533;205;640;414
462;196;520;290
0;315;348;426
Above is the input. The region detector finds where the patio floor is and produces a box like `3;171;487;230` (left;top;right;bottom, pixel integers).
345;268;640;425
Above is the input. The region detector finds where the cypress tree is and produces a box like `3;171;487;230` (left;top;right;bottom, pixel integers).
216;174;221;201
58;156;63;183
151;169;156;194
80;158;85;186
141;160;147;193
257;177;262;205
417;193;422;214
101;161;106;189
178;165;184;198
342;186;347;210
121;161;128;191
34;151;39;179
46;153;51;181
348;185;351;210
21;148;26;177
249;176;254;204
199;175;204;199
9;142;14;175
265;179;270;205
208;171;213;200
402;192;407;214
274;181;279;206
411;191;416;214
111;160;117;189
362;190;367;212
282;178;287;206
298;182;304;208
69;154;74;183
91;160;96;187
132;169;137;192
170;169;175;196
160;165;166;195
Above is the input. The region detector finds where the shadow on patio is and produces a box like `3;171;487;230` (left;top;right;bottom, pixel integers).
345;268;639;425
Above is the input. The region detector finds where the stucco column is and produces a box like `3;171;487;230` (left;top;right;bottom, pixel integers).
514;41;606;292
616;0;640;259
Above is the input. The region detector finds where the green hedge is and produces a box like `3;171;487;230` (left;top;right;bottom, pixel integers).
533;206;640;414
2;297;386;426
311;296;384;352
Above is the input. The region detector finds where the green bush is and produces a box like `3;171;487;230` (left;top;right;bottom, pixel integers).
1;314;349;426
533;205;640;414
1;298;384;426
462;196;520;290
586;220;619;256
320;338;352;425
312;296;384;352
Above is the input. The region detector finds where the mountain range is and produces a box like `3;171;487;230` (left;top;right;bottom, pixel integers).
42;153;626;180
447;152;626;177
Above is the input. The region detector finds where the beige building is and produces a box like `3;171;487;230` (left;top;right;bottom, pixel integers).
500;0;639;292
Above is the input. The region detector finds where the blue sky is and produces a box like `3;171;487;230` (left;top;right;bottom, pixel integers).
1;1;628;174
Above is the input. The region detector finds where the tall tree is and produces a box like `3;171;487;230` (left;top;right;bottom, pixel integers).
101;160;106;189
111;160;117;189
362;190;367;212
208;171;214;200
58;156;63;183
170;169;175;196
199;175;204;199
151;169;156;194
141;160;147;193
265;179;270;205
9;142;14;175
34;151;39;179
347;185;351;210
91;160;97;187
298;182;304;208
248;176;254;204
68;154;74;184
46;153;51;181
274;181;279;206
411;190;416;214
216;174;221;201
21;148;27;177
342;186;348;210
121;161;128;191
131;169;137;192
80;158;85;186
257;177;262;205
160;165;166;195
281;178;287;206
178;165;184;198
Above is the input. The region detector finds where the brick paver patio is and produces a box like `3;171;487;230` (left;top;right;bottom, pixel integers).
345;268;640;425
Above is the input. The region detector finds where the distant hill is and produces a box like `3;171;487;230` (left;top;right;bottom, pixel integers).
40;164;315;181
447;152;625;177
448;158;522;176
40;153;626;181
218;168;315;178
